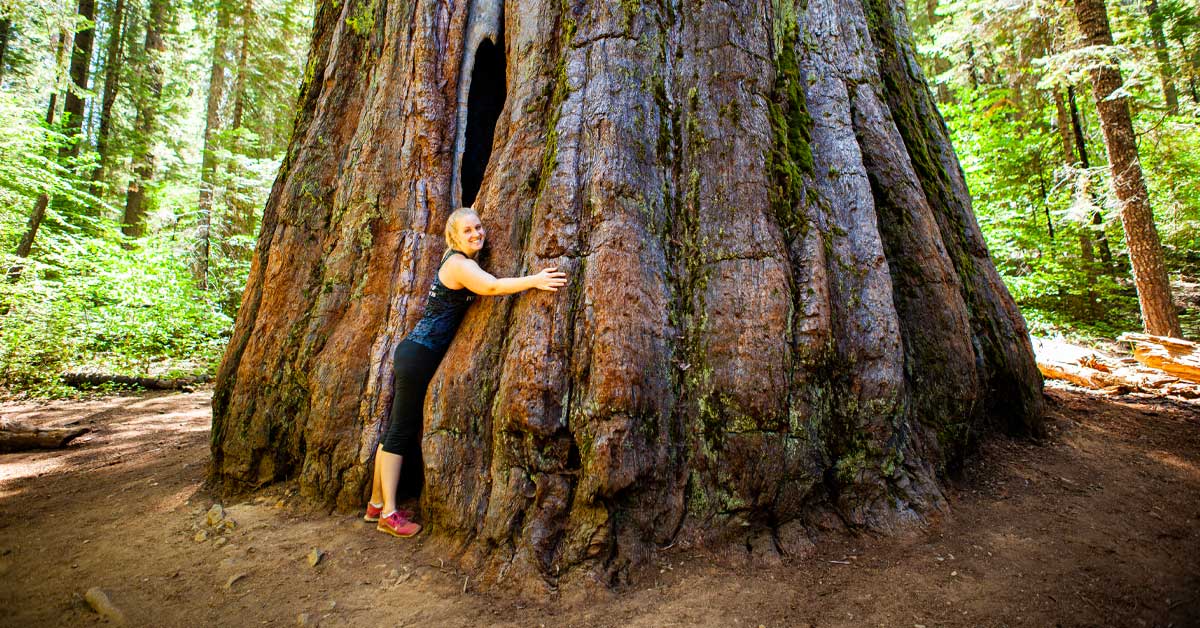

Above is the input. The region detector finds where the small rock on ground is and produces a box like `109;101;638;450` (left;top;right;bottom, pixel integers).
84;587;127;626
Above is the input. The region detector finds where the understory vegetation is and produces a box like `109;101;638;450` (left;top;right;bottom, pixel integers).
0;0;309;395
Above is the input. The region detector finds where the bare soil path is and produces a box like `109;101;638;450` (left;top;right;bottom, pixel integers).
1;385;1197;627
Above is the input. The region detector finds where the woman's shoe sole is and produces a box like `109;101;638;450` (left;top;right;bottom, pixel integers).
376;522;421;538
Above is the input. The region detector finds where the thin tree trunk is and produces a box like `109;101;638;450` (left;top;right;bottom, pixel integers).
223;0;255;240
1054;90;1077;164
90;0;127;199
62;0;97;156
230;0;251;131
0;18;12;85
1145;0;1179;114
1183;39;1200;104
121;0;167;238
196;0;233;287
1055;89;1099;316
1068;84;1117;277
11;33;69;266
1073;0;1182;338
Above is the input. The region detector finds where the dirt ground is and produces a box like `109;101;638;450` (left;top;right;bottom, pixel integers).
1;384;1198;628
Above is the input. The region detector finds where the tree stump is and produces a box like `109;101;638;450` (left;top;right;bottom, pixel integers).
210;0;1043;589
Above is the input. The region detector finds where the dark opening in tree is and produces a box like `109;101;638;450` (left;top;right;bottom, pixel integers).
459;34;506;209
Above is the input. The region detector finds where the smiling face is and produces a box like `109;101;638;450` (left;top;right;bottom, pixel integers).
453;213;486;256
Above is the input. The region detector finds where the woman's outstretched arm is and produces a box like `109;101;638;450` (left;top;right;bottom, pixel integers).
443;255;567;296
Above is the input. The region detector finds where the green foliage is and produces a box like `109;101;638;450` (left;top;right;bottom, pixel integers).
0;0;310;396
0;228;231;396
910;0;1200;340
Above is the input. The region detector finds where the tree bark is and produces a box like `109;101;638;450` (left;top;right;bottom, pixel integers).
210;0;1043;589
90;0;127;199
1145;0;1179;114
196;0;233;287
1119;333;1200;384
1073;0;1182;338
121;0;167;238
63;0;97;155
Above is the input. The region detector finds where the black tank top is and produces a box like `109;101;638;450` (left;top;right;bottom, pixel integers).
406;250;476;353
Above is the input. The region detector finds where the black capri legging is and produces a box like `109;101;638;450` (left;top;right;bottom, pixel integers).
381;339;443;455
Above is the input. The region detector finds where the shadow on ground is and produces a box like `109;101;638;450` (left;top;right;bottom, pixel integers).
0;385;1197;627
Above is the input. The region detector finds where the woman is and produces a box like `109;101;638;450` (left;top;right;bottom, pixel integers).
365;207;568;537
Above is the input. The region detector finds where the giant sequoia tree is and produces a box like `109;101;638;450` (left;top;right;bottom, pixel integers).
211;0;1043;589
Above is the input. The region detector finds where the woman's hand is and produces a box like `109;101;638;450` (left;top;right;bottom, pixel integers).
530;267;568;292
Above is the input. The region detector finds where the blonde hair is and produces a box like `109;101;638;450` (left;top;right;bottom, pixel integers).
444;207;480;252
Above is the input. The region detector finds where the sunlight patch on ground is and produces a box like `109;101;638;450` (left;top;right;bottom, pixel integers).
0;455;66;484
1146;450;1200;479
157;481;204;513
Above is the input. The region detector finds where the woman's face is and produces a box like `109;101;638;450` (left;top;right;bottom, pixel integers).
455;214;486;255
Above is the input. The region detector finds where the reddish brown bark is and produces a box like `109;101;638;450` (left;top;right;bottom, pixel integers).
1073;0;1183;338
210;0;1043;589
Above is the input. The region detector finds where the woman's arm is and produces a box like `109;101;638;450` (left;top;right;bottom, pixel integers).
443;255;567;296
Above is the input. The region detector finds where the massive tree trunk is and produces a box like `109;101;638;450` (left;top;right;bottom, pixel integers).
121;0;167;238
210;0;1043;589
1073;0;1182;338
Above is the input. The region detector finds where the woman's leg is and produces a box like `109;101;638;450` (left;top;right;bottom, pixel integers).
368;444;384;506
379;450;404;516
376;340;438;522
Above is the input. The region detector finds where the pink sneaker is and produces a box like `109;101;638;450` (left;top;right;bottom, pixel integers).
377;511;422;538
364;503;414;522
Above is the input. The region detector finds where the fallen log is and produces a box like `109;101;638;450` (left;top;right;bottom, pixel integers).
0;423;88;453
1036;359;1133;394
1117;333;1200;384
60;372;210;391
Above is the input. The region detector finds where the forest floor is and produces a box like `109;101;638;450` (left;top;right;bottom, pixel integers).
1;384;1198;628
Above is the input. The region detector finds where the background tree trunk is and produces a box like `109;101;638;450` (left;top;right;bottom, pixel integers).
196;0;233;288
0;18;12;85
210;0;1043;589
12;34;70;263
1066;84;1116;278
1145;0;1179;114
91;0;127;199
122;0;167;238
62;0;96;155
1073;0;1183;338
224;0;255;240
